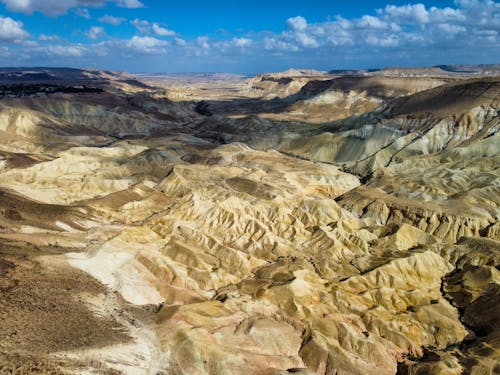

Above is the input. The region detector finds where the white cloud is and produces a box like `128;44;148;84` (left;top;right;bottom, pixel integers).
46;44;88;56
187;36;211;56
213;37;253;53
0;15;29;41
20;39;38;47
437;23;467;34
232;37;252;47
39;34;60;41
262;1;499;55
429;6;465;22
295;32;318;48
335;16;352;29
152;23;175;36
132;19;177;37
75;7;91;19
0;1;498;72
2;0;97;16
99;15;126;25
116;0;143;8
365;35;400;47
264;37;300;52
196;36;210;49
383;4;430;23
130;18;177;36
287;16;308;31
174;37;186;46
126;35;168;54
358;15;389;29
0;0;143;16
131;18;149;33
86;26;105;39
327;33;353;46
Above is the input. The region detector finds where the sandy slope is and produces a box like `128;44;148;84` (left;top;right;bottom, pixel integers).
0;68;498;374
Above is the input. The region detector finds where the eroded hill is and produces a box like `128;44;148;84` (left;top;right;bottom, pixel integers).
0;67;498;375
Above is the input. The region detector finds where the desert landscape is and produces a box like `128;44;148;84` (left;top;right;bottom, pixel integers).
0;64;497;374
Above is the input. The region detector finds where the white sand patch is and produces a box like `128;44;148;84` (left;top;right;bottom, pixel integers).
67;228;165;306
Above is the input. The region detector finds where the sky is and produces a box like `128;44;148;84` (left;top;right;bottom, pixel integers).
0;0;498;74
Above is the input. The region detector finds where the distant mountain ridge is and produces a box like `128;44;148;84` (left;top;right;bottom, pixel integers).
0;67;151;90
328;64;500;76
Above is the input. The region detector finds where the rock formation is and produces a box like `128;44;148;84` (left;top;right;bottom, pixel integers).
0;67;498;374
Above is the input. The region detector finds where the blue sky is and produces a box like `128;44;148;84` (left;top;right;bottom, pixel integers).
0;0;498;74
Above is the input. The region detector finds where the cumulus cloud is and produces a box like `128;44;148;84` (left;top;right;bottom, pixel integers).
86;26;105;39
262;0;499;55
383;4;430;23
0;15;29;41
39;34;60;41
196;36;210;49
1;0;143;16
131;18;149;33
46;44;88;57
213;37;253;53
232;37;252;47
0;1;498;71
126;35;168;54
264;37;300;52
365;34;400;47
99;15;126;25
74;8;91;19
295;32;318;48
131;19;176;36
358;15;389;29
116;0;143;8
174;37;187;46
152;23;175;36
287;16;308;31
438;23;467;34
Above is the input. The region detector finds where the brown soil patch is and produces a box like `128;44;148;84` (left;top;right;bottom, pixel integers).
0;244;130;374
0;188;95;231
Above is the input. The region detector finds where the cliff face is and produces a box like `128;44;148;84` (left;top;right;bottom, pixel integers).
0;70;498;374
279;80;499;175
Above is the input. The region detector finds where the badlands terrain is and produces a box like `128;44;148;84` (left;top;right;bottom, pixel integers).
0;66;498;374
